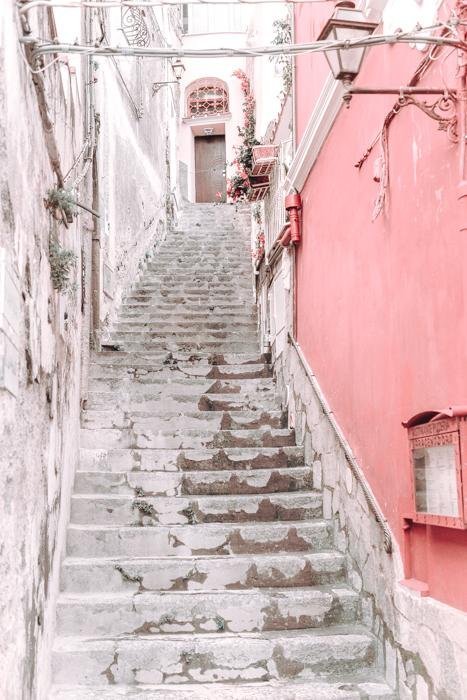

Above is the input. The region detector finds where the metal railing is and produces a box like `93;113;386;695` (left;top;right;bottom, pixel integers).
264;138;292;256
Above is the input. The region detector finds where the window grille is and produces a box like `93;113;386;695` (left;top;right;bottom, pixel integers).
187;80;229;117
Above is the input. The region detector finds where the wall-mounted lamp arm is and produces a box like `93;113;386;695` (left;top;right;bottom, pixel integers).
152;80;179;96
343;86;458;140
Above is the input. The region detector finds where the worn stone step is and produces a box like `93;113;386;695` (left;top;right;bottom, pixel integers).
56;586;360;637
106;341;261;354
66;521;332;558
70;492;322;526
81;408;283;431
80;427;294;451
51;627;377;686
91;351;269;366
132;281;252;292
61;551;347;593
121;301;254;312
110;334;258;348
79;446;303;473
119;312;258;324
138;273;250;282
115;322;257;335
85;392;280;413
73;466;312;497
49;679;395;699
87;378;276;399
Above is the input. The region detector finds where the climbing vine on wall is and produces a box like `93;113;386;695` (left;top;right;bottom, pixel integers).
270;17;292;97
226;70;260;201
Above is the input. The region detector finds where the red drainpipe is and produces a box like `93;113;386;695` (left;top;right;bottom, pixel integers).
281;193;302;247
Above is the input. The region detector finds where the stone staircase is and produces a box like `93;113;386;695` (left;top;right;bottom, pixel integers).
49;204;394;699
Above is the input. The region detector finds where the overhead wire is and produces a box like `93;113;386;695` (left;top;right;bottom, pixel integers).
19;23;467;63
18;0;335;12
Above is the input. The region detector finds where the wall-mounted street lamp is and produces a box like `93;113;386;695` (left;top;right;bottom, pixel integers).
317;1;378;87
318;1;458;132
152;59;185;96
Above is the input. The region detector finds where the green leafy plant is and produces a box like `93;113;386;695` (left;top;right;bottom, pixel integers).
271;17;293;97
214;615;225;632
46;187;77;217
49;238;77;293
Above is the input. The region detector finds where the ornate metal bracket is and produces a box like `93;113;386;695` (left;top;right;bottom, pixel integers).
395;93;458;143
344;86;458;142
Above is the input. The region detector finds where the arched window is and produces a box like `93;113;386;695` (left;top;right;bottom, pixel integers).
186;79;229;118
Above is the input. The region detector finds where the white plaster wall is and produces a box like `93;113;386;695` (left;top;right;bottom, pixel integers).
248;5;289;140
0;5;83;698
96;7;181;338
0;3;181;698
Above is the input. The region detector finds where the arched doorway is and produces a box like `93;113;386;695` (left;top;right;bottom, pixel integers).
185;78;229;202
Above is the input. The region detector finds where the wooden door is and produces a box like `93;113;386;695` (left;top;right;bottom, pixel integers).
194;135;226;202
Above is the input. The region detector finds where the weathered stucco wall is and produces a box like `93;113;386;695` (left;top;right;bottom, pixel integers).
96;6;181;341
0;3;181;698
0;5;84;698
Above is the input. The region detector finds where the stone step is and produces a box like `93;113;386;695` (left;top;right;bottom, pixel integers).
133;279;252;289
91;351;270;366
110;334;258;347
81;408;283;431
61;551;347;593
49;679;395;699
114;323;258;335
79;446;303;473
80;427;294;451
56;586;360;637
66;521;332;558
86;376;276;394
88;362;272;380
120;299;256;316
119;312;258;323
70;492;322;526
73;466;312;497
105;341;261;354
138;272;251;281
85;392;281;412
51;627;377;686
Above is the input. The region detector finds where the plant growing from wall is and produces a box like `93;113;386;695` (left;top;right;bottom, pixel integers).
270;17;292;97
49;237;77;293
226;70;260;201
46;187;77;219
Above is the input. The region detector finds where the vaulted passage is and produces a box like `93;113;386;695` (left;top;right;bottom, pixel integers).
49;204;393;699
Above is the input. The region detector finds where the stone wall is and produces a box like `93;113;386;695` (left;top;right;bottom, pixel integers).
0;3;180;698
0;5;84;698
274;339;467;700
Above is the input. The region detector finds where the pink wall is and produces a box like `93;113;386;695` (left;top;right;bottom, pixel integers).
294;7;467;610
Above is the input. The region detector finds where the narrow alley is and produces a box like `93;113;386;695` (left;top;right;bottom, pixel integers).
1;1;467;699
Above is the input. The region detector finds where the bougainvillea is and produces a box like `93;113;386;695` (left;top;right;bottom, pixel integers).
252;231;265;263
226;70;260;202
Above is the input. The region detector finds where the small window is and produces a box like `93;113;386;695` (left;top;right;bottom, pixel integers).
187;79;229;118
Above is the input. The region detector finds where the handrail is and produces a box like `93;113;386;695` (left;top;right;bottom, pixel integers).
287;332;393;554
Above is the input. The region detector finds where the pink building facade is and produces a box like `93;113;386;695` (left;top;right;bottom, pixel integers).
290;0;467;612
254;1;467;693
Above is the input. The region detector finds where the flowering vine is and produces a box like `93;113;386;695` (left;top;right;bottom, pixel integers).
226;69;260;202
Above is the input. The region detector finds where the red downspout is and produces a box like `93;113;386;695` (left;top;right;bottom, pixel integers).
280;193;302;247
285;193;302;245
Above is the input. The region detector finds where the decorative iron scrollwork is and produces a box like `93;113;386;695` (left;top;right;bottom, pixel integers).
121;7;150;48
396;93;458;143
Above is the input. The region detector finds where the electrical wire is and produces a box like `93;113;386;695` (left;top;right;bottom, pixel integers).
19;25;467;63
18;0;334;13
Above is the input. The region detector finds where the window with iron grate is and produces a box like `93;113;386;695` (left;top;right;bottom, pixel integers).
186;79;229;118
